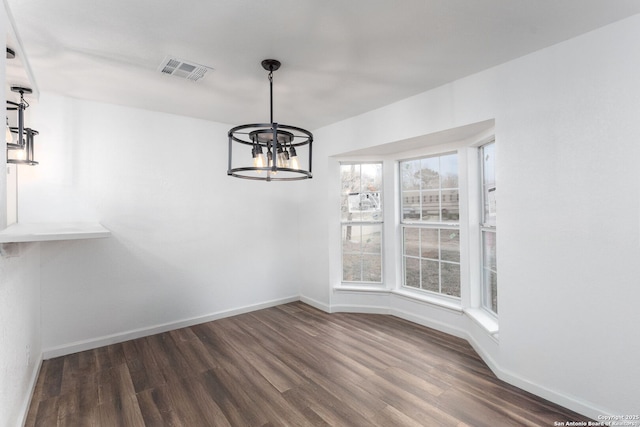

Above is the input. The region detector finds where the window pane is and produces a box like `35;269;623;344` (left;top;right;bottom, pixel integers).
440;154;458;188
441;189;459;222
402;190;420;220
362;255;382;282
344;193;361;222
360;192;382;222
483;268;498;313
482;143;496;187
340;194;350;222
342;164;362;222
441;263;461;297
360;163;383;221
401;159;421;191
483;230;496;271
420;190;439;221
404;257;420;288
362;163;382;190
420;228;439;259
440;229;460;262
361;225;381;254
342;225;360;253
404;227;419;257
403;226;461;298
342;254;362;282
421;157;440;189
341;164;361;192
402;153;459;224
483;188;496;226
482;142;496;226
421;259;439;292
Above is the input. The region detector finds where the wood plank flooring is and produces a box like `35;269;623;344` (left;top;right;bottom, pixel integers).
25;302;591;426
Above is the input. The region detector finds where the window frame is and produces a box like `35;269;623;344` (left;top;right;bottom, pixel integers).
399;152;461;300
479;140;497;316
340;161;384;285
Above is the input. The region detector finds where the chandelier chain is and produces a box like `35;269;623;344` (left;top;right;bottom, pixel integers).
268;69;274;124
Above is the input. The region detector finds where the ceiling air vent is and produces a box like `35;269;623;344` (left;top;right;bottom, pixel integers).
158;56;212;82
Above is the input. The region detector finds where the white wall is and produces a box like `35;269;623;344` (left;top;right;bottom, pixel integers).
20;94;306;354
0;244;41;427
302;14;640;418
0;5;43;426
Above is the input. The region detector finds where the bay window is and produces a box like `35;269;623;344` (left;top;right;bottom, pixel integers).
336;130;497;331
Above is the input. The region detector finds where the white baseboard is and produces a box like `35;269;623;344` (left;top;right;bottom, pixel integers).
388;306;467;340
19;355;43;427
42;295;299;359
478;352;607;421
299;295;331;313
330;304;390;314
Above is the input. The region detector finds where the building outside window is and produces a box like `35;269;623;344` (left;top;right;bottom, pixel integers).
400;153;460;298
340;163;383;283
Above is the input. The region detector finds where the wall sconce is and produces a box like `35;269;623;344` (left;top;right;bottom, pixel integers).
6;86;39;166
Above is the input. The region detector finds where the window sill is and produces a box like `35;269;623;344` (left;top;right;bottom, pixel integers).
391;288;463;313
0;222;111;243
464;307;499;337
334;284;391;294
332;286;463;313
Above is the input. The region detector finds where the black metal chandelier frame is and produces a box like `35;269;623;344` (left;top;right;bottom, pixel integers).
6;86;38;166
227;59;313;181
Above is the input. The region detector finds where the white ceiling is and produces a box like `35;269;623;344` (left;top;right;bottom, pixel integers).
5;0;640;130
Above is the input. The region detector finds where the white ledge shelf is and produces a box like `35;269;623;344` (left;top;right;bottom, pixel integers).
0;222;111;243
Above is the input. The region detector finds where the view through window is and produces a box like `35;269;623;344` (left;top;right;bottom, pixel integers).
340;163;383;283
480;142;497;314
400;154;460;298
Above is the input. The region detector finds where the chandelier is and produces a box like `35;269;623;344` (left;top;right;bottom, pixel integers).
227;59;313;181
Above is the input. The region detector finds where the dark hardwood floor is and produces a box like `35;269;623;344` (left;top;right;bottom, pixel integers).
25;302;590;426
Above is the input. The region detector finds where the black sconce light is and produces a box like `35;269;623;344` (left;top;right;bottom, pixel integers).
6;86;38;166
6;46;39;166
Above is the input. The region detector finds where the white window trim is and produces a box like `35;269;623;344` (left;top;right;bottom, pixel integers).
396;150;465;307
339;161;385;286
478;140;498;318
464;307;499;341
392;137;498;331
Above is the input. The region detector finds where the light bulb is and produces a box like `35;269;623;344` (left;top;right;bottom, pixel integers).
267;150;277;175
289;146;299;170
276;144;288;168
277;151;288;168
252;146;265;173
254;153;265;169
